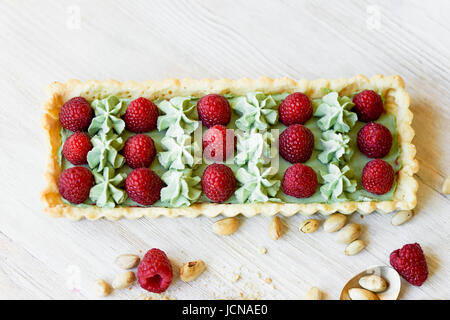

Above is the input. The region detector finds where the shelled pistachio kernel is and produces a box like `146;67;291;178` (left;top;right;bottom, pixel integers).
299;219;320;233
180;260;206;282
348;288;379;300
358;275;388;293
94;279;112;297
212;218;239;235
391;210;413;226
269;216;283;240
345;240;366;256
323;213;347;233
112;271;136;289
115;254;140;269
335;223;362;244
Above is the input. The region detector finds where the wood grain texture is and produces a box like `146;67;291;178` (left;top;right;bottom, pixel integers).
0;0;449;299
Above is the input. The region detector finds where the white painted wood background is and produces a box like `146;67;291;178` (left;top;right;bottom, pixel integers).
0;0;449;300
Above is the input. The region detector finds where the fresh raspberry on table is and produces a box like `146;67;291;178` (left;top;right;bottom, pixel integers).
125;168;163;205
279;124;314;163
58;166;94;204
197;94;231;128
123;134;156;169
352;90;384;122
62;132;93;165
202;124;236;162
201;163;236;203
137;248;173;293
124;97;159;133
279;92;313;126
59;97;94;132
357;122;392;158
390;243;428;286
282;163;318;198
362;159;394;195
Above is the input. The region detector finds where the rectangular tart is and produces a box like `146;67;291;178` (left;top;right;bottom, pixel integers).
41;75;418;220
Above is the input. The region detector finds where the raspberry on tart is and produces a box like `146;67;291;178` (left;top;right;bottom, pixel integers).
352;90;384;122
201;163;236;203
279;124;314;163
202;124;236;162
125;168;163;206
58;166;94;204
124;97;159;133
137;248;173;293
390;243;428;286
59;97;94;132
279;92;313;125
361;159;394;195
197;94;231;128
123;134;156;169
62;132;93;165
357;122;392;158
282;163;318;198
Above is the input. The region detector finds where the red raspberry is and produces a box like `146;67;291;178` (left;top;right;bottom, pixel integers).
125;168;163;205
202;125;236;162
279;124;314;163
59;97;94;132
197;94;231;128
62;132;93;165
362;159;394;195
137;248;173;293
123;134;156;169
282;163;318;198
353;90;384;122
357;122;392;158
390;243;428;286
201;164;236;203
58;166;94;204
124;97;159;133
279;92;313;125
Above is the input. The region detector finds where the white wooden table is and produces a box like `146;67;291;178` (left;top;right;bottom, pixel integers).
0;0;449;300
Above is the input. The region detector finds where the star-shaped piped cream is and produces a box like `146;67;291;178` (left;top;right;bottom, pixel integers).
157;97;198;137
230;92;287;131
88;96;129;136
89;167;127;208
313;91;357;133
87;131;125;172
320;163;357;200
235;163;280;203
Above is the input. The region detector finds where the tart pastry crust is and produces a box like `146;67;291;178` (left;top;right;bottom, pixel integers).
41;75;418;220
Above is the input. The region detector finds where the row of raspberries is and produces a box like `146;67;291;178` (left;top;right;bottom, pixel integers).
58;90;396;205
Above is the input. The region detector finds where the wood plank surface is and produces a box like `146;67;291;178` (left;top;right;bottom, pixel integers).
0;0;448;299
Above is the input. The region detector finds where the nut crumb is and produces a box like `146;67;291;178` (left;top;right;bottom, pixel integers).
230;273;241;282
258;247;267;254
265;278;272;284
138;293;174;300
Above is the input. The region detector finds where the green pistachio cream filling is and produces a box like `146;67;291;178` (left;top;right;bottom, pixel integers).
59;90;401;208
